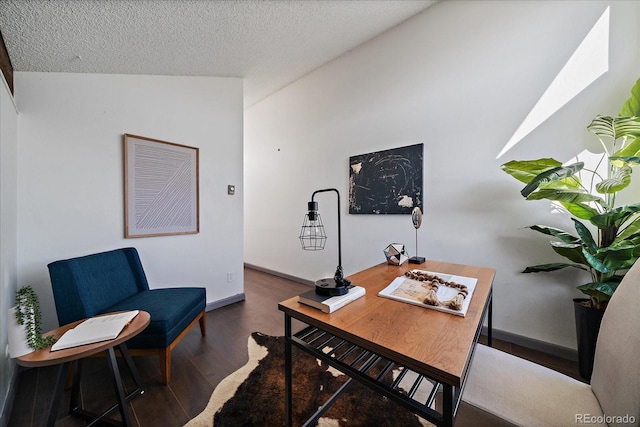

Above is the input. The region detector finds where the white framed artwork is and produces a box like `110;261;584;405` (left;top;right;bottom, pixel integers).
124;133;199;238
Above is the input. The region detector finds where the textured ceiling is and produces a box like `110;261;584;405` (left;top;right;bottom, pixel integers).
0;0;438;107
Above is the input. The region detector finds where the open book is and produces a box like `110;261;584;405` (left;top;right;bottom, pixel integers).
51;310;139;351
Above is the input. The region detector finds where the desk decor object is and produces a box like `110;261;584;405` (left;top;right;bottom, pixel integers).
384;243;409;265
299;188;351;296
378;269;477;316
408;207;425;264
124;133;199;238
298;285;366;313
52;310;139;351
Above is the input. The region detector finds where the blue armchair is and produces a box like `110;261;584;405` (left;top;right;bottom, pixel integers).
47;247;206;384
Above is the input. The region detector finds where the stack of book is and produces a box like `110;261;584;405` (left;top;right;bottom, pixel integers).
298;285;366;313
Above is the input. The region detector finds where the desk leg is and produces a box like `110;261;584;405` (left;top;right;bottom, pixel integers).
284;313;293;427
441;384;454;427
488;293;493;347
46;362;70;427
106;346;133;426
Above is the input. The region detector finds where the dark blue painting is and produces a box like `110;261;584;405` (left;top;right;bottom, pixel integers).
349;143;423;214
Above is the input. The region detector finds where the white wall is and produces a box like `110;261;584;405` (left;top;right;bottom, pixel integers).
15;72;244;332
245;0;640;350
0;73;18;424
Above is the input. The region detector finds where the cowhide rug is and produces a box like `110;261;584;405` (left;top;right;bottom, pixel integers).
185;332;434;427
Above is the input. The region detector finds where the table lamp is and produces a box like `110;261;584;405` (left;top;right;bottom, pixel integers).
299;188;351;296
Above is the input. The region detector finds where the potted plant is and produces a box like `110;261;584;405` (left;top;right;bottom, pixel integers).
14;285;56;351
501;77;640;380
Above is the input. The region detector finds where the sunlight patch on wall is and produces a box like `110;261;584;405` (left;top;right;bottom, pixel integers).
496;7;610;160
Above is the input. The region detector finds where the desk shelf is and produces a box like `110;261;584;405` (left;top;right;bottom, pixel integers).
290;325;451;426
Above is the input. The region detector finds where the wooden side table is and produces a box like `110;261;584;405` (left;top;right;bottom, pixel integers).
16;311;151;427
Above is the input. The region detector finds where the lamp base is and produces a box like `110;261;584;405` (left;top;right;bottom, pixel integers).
315;278;350;296
408;256;425;264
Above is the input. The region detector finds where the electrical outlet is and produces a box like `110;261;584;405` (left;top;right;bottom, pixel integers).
227;272;233;283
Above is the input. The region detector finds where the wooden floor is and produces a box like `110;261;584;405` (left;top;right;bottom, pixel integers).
8;267;582;426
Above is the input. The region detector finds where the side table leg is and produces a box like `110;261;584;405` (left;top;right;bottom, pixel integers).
284;313;293;427
46;362;70;427
106;346;133;426
69;360;82;415
118;343;144;396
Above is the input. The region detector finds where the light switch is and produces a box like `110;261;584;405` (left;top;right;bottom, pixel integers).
228;185;235;195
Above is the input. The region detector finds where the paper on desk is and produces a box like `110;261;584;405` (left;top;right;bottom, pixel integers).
51;310;139;351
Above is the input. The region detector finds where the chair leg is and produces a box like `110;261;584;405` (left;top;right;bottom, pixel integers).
199;311;206;336
160;349;171;385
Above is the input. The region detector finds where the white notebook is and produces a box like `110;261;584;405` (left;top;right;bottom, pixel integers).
51;310;139;351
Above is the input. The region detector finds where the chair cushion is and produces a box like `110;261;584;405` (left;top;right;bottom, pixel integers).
101;287;205;348
457;344;605;427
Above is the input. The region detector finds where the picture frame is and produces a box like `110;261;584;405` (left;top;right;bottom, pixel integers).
349;143;423;214
124;133;199;238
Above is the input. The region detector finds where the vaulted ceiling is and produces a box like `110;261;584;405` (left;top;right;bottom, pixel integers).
0;0;438;107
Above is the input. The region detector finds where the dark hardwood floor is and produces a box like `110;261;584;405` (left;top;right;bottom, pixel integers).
7;267;581;426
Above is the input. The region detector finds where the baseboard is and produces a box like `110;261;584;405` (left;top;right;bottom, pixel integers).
482;326;578;362
244;263;314;287
206;293;245;311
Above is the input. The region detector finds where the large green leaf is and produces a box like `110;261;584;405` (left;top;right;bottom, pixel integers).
620;76;640;117
577;281;620;302
612;136;640;157
590;203;640;229
615;215;640;242
522;263;588;273
595;165;632;194
501;158;562;184
586;245;636;273
561;202;599;220
588;116;640;140
582;249;610;273
572;219;597;252
520;163;584;197
525;188;602;204
528;225;579;244
611;156;640;167
550;241;589;265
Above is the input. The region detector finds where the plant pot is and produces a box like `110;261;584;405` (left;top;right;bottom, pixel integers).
573;298;605;381
7;306;32;357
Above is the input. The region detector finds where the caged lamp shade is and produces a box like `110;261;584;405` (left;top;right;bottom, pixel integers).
299;201;327;250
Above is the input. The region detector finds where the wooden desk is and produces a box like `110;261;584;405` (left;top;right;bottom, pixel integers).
17;311;151;427
278;260;494;427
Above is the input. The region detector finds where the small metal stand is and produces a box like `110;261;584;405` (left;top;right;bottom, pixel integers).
408;207;425;264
